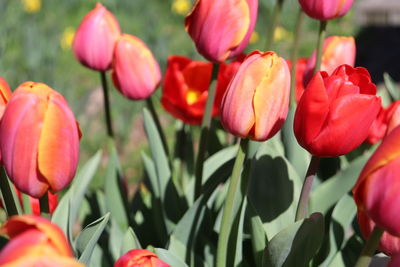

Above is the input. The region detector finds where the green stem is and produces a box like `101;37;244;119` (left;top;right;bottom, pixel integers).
313;20;328;75
146;97;170;158
194;63;220;199
354;226;384;267
265;0;285;50
0;167;20;216
100;71;114;138
39;192;50;219
216;139;249;267
289;9;305;107
295;156;320;221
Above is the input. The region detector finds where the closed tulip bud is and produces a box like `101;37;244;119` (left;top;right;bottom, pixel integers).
0;215;83;266
303;36;356;87
112;34;161;100
185;0;258;62
294;65;381;157
353;125;400;236
73;3;121;71
298;0;354;21
220;51;290;141
0;82;80;198
115;249;170;267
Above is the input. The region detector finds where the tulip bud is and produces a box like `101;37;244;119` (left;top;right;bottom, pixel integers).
73;3;121;71
303;36;356;87
115;249;170;267
112;34;161;100
353;125;400;236
185;0;258;62
161;55;242;125
220;51;290;141
294;65;381;157
298;0;354;21
0;82;80;198
0;215;83;266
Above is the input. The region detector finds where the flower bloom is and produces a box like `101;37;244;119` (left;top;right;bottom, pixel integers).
73;3;121;71
114;249;170;267
0;215;82;266
112;34;161;100
161;55;243;125
294;65;381;157
303;36;356;87
220;51;290;141
298;0;354;21
0;82;80;198
353;125;400;236
185;0;258;62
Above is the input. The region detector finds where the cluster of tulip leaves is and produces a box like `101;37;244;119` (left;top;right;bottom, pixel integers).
43;74;400;267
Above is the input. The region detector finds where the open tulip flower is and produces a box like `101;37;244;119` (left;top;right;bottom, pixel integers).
185;0;258;62
220;51;290;141
294;64;381;157
112;34;161;100
353;125;400;237
73;2;121;71
0;215;83;266
115;249;170;267
298;0;355;21
0;82;80;198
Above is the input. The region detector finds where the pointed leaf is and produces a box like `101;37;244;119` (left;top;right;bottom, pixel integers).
120;227;142;256
155;248;189;267
247;201;268;267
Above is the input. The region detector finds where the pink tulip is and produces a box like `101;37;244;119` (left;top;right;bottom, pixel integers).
298;0;354;21
73;3;121;71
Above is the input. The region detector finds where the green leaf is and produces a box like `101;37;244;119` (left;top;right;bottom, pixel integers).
247;202;268;267
76;213;110;265
155;248;189;267
265;213;325;267
120;227;142;256
384;72;400;101
227;198;248;267
52;195;72;243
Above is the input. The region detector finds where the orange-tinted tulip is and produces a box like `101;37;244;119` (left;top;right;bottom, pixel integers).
298;0;354;21
161;55;243;125
0;215;82;266
353;125;400;236
114;249;170;267
185;0;258;62
294;65;381;157
73;3;121;71
112;34;161;100
0;82;80;198
220;51;290;141
303;36;356;87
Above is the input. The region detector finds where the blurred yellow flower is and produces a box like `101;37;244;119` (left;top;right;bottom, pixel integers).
60;27;75;51
249;31;259;44
274;26;292;42
22;0;41;13
172;0;190;16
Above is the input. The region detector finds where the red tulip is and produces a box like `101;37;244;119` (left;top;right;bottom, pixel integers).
353;125;400;236
287;58;307;103
0;215;82;266
385;101;400;136
114;249;170;267
73;3;121;71
185;0;258;62
220;51;290;141
0;82;80;198
389;254;400;267
303;36;356;87
112;34;161;100
161;55;243;125
294;65;381;157
298;0;354;21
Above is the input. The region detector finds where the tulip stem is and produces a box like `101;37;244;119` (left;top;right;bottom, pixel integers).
146;97;169;158
313;20;328;75
216;138;249;267
295;155;320;221
100;71;114;138
289;9;305;107
39;192;50;219
354;226;384;267
194;63;220;200
265;0;285;50
0;167;20;216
